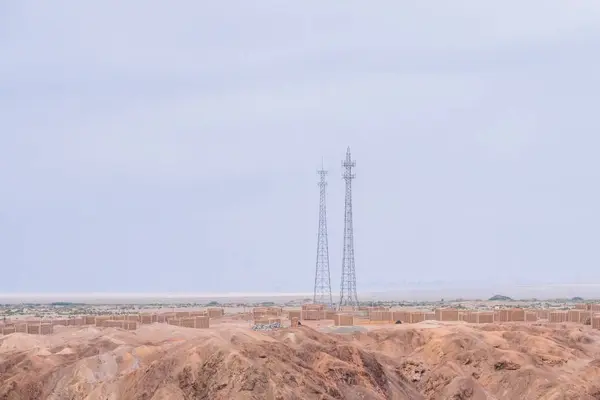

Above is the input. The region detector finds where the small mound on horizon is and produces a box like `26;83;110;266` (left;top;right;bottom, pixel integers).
488;294;513;301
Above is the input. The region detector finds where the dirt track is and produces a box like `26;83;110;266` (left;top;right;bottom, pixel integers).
1;321;600;399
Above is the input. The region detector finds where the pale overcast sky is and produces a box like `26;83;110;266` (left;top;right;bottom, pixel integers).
1;1;600;294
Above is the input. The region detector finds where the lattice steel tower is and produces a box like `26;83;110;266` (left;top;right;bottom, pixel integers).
339;147;359;309
313;162;333;307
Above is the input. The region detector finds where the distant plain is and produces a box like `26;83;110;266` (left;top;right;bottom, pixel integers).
1;282;599;304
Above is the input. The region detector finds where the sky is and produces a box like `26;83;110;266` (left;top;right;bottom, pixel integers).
1;1;600;295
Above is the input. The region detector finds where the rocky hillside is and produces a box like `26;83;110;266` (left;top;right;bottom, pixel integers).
1;322;600;399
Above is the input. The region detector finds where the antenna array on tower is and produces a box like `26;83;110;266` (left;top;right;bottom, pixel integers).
338;147;359;309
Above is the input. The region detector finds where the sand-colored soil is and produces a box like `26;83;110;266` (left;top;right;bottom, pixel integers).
2;321;600;399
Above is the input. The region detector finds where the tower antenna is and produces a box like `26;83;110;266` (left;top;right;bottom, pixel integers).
339;147;359;309
313;161;333;307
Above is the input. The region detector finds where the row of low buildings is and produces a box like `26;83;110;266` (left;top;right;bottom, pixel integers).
250;304;356;327
0;307;225;336
278;304;600;328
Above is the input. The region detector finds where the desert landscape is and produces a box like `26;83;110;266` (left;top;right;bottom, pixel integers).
2;305;600;400
4;1;600;399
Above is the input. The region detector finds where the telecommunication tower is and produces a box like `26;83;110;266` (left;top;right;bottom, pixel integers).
338;147;359;309
313;162;333;307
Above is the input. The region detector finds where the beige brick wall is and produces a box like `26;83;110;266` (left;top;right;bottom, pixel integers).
40;324;54;335
424;312;436;320
368;306;390;312
369;311;393;322
409;312;425;323
436;309;459;322
95;316;111;327
496;309;526;322
549;311;568;323
180;318;196;328
174;316;210;329
161;313;177;322
26;324;41;334
511;309;525;322
392;311;410;322
195;316;210;329
124;321;137;330
369;311;382;321
567;310;580;322
579;311;592;324
2;326;16;335
190;311;207;317
333;314;354;326
465;312;478;323
302;304;325;311
536;310;549;319
253;307;268;315
477;312;494;323
525;312;537;322
102;320;123;328
302;310;323;320
208;308;225;318
101;320;137;330
267;307;283;316
253;307;280;319
288;310;302;320
497;310;511;322
381;311;393;321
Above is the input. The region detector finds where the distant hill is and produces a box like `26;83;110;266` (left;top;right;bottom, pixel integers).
571;297;584;301
489;294;513;301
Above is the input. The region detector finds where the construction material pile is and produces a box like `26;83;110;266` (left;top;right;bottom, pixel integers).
251;321;281;331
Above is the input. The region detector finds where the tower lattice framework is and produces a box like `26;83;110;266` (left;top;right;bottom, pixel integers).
339;147;359;309
313;164;333;307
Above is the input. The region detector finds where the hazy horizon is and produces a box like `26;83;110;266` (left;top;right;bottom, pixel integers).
2;282;600;304
2;1;600;294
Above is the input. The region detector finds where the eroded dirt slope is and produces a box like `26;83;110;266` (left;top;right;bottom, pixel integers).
1;322;600;399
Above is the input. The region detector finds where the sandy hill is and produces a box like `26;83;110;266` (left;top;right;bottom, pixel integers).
1;322;600;399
